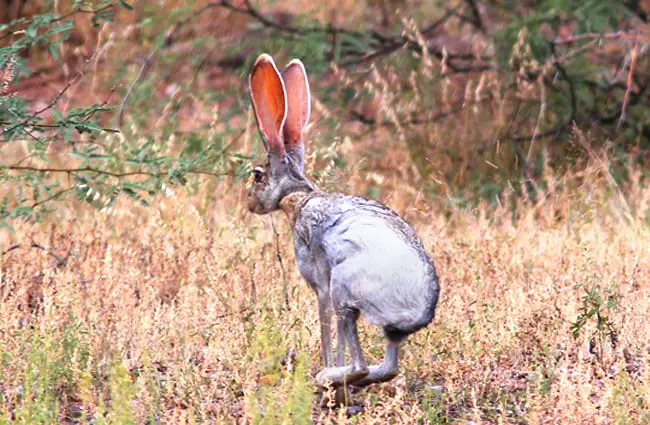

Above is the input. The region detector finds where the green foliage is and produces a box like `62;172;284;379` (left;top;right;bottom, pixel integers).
497;1;628;60
0;3;245;227
0;312;144;424
609;371;650;425
247;315;313;425
570;282;621;360
492;0;648;150
0;315;91;424
419;387;447;425
95;360;138;425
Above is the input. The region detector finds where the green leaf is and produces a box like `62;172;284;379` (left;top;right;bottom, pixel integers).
118;0;134;11
47;43;60;60
63;127;73;143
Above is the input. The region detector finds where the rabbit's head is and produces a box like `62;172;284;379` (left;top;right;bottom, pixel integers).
247;54;314;214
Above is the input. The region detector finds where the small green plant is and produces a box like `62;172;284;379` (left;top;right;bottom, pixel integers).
571;283;621;361
609;371;650;425
419;386;448;425
104;360;137;425
247;315;313;425
1;314;91;424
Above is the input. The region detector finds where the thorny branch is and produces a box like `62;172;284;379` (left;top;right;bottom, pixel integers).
554;30;650;45
30;187;75;209
1;48;109;137
3;165;228;179
1;71;84;136
0;121;119;133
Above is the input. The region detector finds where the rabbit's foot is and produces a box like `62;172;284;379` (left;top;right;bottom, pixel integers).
349;363;399;388
318;386;352;408
316;365;369;387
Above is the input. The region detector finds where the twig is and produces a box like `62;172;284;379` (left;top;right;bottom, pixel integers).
1;244;21;256
349;108;462;127
341;40;405;66
117;46;161;128
554;30;650;45
269;215;290;311
527;77;547;163
4;165;228;179
31;187;75;209
0;121;119;133
618;34;639;128
30;240;71;268
421;8;459;35
463;0;486;33
4;240;72;268
511;124;568;142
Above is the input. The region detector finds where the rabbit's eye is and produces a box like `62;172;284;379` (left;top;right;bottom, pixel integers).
253;167;265;183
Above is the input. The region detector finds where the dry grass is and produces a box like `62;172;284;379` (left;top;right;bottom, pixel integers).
2;1;650;424
1;154;649;424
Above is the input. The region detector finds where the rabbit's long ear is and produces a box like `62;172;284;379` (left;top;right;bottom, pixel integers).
249;54;287;156
281;59;311;172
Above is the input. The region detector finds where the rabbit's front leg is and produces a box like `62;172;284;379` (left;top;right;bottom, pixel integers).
336;315;346;367
315;309;369;387
317;291;334;367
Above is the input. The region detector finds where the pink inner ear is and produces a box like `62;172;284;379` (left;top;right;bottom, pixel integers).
249;55;287;155
282;60;310;147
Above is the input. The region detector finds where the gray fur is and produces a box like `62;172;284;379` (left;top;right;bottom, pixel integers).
293;192;439;338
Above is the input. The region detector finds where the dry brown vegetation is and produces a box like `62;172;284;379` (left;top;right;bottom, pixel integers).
1;147;649;424
1;0;650;424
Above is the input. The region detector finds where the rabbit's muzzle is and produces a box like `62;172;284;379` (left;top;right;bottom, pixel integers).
247;186;270;215
247;190;261;214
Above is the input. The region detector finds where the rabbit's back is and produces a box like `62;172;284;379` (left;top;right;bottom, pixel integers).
293;193;439;338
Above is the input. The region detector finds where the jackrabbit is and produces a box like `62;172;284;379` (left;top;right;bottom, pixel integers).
247;54;440;388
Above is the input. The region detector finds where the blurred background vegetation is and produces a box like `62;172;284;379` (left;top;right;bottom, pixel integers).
0;0;649;223
1;2;650;423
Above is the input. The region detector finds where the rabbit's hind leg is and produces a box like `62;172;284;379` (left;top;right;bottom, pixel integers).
350;339;400;388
